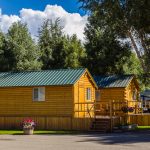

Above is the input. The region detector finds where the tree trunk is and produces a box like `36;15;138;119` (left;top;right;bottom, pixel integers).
138;30;149;56
127;30;147;73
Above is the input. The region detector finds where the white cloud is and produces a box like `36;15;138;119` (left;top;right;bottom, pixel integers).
0;9;20;33
0;5;87;41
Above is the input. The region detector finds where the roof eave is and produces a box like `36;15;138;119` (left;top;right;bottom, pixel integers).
86;69;98;89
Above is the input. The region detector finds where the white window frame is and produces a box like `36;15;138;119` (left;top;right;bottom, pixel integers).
33;87;45;101
86;88;91;100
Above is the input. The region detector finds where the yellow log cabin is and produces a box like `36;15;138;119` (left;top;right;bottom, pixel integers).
94;75;141;116
0;69;143;131
0;68;98;130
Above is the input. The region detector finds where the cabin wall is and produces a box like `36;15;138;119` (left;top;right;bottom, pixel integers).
125;79;140;101
0;83;94;130
96;88;126;102
74;72;96;118
0;86;73;116
0;85;93;130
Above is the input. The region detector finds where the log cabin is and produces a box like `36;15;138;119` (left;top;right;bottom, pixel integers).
94;75;141;115
0;68;97;130
0;69;143;131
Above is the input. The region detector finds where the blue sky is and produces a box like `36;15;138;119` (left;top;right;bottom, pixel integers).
0;0;87;41
0;0;85;16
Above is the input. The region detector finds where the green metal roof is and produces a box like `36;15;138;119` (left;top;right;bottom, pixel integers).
0;68;86;87
141;90;150;99
94;75;134;88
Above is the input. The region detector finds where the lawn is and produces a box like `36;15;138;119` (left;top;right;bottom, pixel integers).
136;126;150;130
0;126;150;135
0;130;80;135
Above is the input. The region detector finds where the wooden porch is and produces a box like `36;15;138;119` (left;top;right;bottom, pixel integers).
74;100;143;132
74;100;143;118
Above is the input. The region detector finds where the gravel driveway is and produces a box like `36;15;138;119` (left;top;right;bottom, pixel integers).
0;131;150;150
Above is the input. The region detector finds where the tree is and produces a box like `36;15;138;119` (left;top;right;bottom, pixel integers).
39;19;64;69
79;0;150;73
0;31;4;55
0;31;8;71
5;22;42;71
116;52;150;90
39;19;85;69
63;34;86;68
122;52;143;75
83;15;131;75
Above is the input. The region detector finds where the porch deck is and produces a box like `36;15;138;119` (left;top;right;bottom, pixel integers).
74;100;143;118
74;100;145;131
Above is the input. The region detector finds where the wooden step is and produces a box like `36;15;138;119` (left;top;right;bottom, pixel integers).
90;127;110;132
92;120;110;123
90;118;111;132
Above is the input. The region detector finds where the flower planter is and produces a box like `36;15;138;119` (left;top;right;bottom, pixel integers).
23;128;34;135
22;118;35;135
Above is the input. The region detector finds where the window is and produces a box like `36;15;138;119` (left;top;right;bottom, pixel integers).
95;90;100;101
132;90;137;100
33;87;45;101
86;88;91;100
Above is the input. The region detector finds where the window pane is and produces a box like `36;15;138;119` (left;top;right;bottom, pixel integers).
132;90;137;100
39;87;45;101
86;88;91;100
96;90;100;101
33;88;39;100
33;87;45;101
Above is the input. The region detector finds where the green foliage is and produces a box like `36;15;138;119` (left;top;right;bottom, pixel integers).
83;15;131;75
39;19;85;69
0;31;4;58
3;22;42;71
121;53;148;90
0;31;9;71
38;19;63;69
122;53;143;75
79;0;150;73
63;35;86;68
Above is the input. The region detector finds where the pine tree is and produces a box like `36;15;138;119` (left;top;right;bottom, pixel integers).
64;34;85;68
39;19;64;69
5;22;42;71
39;19;85;69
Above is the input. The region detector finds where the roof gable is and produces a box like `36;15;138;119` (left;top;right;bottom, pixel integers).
94;75;134;88
0;68;86;87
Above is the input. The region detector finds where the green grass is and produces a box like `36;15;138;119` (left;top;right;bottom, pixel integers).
1;126;150;135
0;130;81;135
137;126;150;130
0;130;23;135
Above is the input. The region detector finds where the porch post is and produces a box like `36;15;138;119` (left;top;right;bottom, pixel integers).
109;100;113;132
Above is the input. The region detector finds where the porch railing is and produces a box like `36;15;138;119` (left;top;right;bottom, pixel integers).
74;100;143;118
